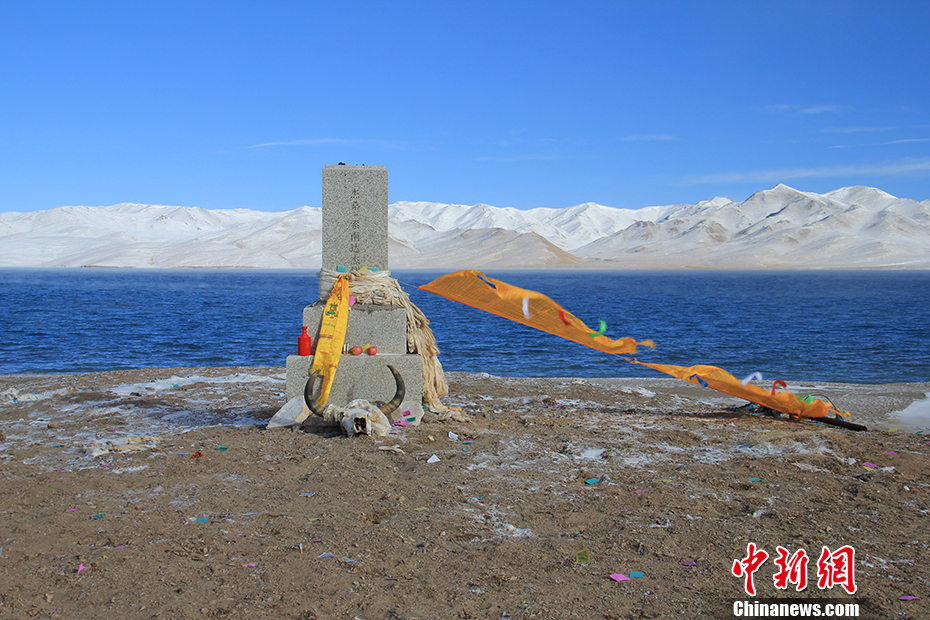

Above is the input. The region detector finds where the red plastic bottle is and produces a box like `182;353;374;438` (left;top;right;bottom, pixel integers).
298;326;313;355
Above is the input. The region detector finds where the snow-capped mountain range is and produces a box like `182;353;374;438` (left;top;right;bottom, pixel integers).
1;184;927;269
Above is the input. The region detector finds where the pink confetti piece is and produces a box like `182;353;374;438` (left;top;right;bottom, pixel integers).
899;596;918;600
679;561;697;566
863;462;877;469
241;562;257;567
885;451;899;455
64;508;77;513
77;564;89;574
633;489;647;493
609;573;629;582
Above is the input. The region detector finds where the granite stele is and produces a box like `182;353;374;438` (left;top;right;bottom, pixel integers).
273;165;425;430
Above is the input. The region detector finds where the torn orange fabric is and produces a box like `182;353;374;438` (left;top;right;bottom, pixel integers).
631;360;850;419
419;270;654;355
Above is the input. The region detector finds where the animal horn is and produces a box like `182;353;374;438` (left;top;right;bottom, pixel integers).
375;365;405;416
303;371;326;416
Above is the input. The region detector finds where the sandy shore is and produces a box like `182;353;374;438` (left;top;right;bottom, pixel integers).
1;367;928;618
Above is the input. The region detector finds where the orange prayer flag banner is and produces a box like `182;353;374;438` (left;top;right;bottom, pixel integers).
418;270;654;355
631;360;850;419
418;270;858;426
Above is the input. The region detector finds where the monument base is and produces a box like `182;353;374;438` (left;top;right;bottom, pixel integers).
303;302;408;355
285;353;425;424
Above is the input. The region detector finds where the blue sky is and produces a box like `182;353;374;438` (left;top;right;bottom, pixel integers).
1;0;928;212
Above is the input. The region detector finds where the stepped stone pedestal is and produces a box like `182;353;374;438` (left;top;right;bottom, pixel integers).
283;164;426;424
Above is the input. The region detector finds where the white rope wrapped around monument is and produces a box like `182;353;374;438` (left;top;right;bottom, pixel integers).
318;268;450;412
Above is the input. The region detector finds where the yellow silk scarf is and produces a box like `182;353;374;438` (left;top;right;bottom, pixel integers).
309;275;350;404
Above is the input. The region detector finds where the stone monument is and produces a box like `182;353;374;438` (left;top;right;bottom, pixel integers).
284;165;425;422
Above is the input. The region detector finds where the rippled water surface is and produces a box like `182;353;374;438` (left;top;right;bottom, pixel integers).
1;269;928;383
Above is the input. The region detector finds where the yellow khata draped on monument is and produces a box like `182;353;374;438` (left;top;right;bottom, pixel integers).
310;275;350;405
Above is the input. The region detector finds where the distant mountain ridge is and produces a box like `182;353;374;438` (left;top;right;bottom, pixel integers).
1;184;928;269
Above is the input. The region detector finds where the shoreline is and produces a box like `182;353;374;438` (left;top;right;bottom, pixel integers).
3;366;928;433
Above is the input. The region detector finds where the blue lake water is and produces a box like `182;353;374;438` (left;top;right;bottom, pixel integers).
0;268;928;383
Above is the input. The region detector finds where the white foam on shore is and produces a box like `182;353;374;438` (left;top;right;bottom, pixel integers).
0;371;283;470
891;392;930;428
108;372;282;397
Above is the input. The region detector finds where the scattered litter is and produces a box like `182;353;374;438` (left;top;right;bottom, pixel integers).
792;462;829;473
427;454;440;464
885;451;899;455
584;478;600;485
339;557;356;563
77;564;89;574
448;431;459;441
575;550;590;564
307;517;319;522
899;596;919;601
193;517;209;523
378;445;405;454
391;420;411;427
679;561;697;566
91;513;105;520
633;489;647;493
609;573;629;582
317;552;335;558
299;492;316;497
414;507;428;512
191;451;203;459
741;372;763;386
630;571;645;578
241;512;259;516
64;508;77;513
217;446;228;452
241;562;257;567
747;477;762;482
863;462;877;469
